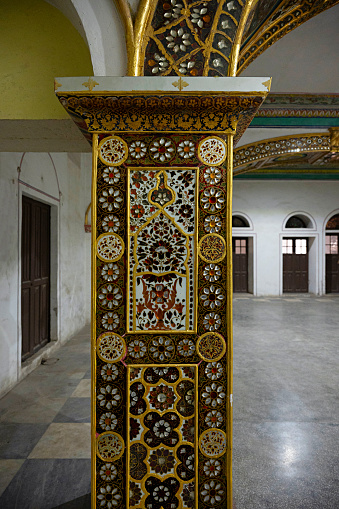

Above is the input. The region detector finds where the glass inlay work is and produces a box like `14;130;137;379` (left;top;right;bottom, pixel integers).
94;133;229;509
127;365;197;508
128;168;198;333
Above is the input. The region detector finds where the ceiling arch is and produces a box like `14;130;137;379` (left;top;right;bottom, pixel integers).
240;4;339;92
0;0;93;120
233;131;339;179
46;0;127;75
238;0;339;76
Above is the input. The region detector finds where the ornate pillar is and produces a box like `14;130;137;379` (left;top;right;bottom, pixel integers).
56;76;269;509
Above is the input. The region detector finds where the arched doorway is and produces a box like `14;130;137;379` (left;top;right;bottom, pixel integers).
282;213;315;293
232;214;254;293
325;213;339;293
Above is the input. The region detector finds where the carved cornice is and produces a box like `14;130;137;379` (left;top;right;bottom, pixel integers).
57;92;265;142
255;93;339;119
237;0;339;75
262;93;339;107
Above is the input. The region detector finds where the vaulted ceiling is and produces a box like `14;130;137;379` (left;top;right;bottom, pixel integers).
0;0;338;172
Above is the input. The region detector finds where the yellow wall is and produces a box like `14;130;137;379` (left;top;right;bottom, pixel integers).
0;0;93;119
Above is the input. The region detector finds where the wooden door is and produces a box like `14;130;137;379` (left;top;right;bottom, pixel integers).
283;238;308;293
326;234;339;293
21;196;50;361
233;237;248;292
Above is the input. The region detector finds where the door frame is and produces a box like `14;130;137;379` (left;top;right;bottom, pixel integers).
17;186;60;377
325;232;339;293
322;209;339;295
279;233;319;296
232;232;257;295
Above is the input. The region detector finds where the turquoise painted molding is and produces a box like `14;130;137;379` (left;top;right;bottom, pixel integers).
250;117;339;128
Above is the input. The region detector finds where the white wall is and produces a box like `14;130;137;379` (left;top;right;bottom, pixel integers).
0;151;91;397
233;180;339;296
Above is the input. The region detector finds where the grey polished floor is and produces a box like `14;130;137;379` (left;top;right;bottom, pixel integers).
233;296;339;509
0;297;338;508
0;325;92;509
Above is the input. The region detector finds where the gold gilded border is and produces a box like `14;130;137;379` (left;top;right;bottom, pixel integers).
132;0;158;76
226;133;234;509
198;233;226;263
98;135;129;166
91;133;99;509
96;232;125;262
114;0;135;74
96;431;125;462
197;136;227;167
196;332;227;362
228;0;259;76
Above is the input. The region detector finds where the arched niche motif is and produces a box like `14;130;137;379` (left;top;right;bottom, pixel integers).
283;212;315;230
232;212;253;230
326;213;339;230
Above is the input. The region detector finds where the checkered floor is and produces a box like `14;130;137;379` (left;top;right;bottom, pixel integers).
0;325;91;509
1;295;338;508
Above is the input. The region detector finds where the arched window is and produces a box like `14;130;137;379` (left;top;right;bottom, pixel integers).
326;213;339;230
232;215;249;228
286;216;307;228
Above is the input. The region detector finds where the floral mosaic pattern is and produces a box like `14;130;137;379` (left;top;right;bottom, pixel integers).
198;137;227;166
143;0;244;77
97;333;126;363
128;167;197;332
128;366;197;507
99;136;128;166
199;234;226;263
199;429;227;458
97;432;125;461
97;233;124;262
94;133;229;508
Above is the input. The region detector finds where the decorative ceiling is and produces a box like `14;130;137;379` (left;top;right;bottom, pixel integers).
233;130;339;179
120;0;339;77
238;0;339;75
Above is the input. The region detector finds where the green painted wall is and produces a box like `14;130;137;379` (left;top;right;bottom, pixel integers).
0;0;93;119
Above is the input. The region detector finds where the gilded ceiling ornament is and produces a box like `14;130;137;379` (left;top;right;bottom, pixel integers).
98;136;128;166
96;233;125;262
97;332;126;363
197;332;226;362
199;234;226;263
198;136;227;166
82;77;99;91
199;428;227;458
238;0;339;75
96;432;125;461
233;133;331;172
329;128;339;153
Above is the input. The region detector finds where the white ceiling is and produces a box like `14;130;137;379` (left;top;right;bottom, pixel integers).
241;4;339;93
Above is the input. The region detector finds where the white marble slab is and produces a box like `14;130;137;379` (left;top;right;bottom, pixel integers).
55;76;272;94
